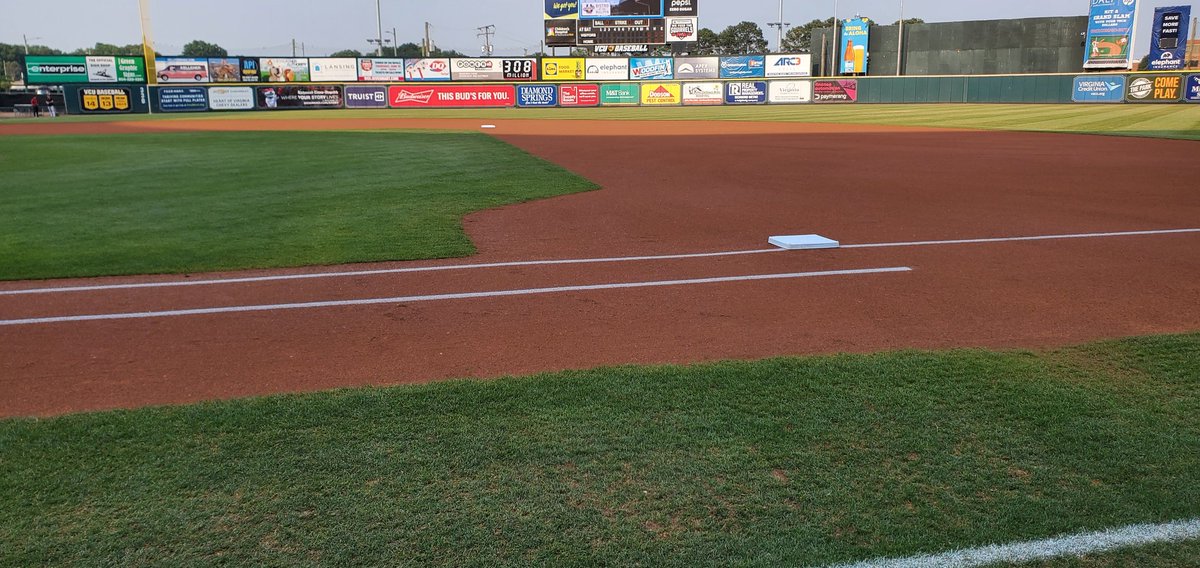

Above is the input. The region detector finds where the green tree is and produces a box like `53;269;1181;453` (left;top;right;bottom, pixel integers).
70;43;144;56
784;18;834;52
893;17;925;25
329;49;362;58
718;21;768;55
693;28;721;55
181;40;228;58
394;42;424;58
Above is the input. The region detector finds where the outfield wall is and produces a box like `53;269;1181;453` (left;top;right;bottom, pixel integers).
59;73;1199;115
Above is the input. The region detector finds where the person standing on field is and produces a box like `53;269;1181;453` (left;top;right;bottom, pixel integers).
45;94;57;118
30;94;41;118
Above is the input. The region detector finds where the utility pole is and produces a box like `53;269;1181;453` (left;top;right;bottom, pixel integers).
424;22;432;57
830;0;841;76
477;25;496;56
292;39;297;57
375;0;384;56
896;0;905;75
389;28;398;57
767;0;790;52
22;34;43;55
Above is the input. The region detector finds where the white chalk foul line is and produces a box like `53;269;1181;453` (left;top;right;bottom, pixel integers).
0;267;911;327
0;248;787;296
840;228;1200;250
1;227;1195;297
829;517;1200;568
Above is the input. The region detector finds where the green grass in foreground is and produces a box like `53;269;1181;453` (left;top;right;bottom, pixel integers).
11;104;1200;140
1009;540;1200;567
2;333;1197;566
0;131;596;280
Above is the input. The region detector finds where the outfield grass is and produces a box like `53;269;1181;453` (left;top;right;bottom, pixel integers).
10;104;1200;140
2;333;1197;566
0;131;596;280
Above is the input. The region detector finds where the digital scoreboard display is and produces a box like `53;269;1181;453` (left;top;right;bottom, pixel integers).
577;18;666;45
579;0;664;18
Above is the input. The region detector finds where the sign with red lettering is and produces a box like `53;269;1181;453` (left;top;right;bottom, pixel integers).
387;85;517;108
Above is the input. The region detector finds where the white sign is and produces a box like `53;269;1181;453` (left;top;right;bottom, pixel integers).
682;82;723;105
768;80;813;103
765;54;813;78
208;87;256;110
86;56;118;83
585;58;630;81
309;58;358;82
667;17;698;42
357;58;406;82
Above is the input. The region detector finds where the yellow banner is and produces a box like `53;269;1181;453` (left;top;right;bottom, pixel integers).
541;58;585;81
640;83;682;105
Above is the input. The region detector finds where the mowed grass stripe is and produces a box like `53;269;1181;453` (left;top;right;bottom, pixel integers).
1;334;1198;567
0;131;597;280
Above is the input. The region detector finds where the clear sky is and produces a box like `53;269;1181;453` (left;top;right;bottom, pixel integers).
2;0;1195;57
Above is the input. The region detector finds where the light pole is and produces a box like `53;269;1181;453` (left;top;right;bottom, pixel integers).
896;0;905;75
23;34;43;55
767;0;790;52
830;0;840;76
375;0;384;56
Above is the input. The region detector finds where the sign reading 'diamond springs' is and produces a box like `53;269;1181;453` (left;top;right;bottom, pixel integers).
517;84;559;107
388;85;516;108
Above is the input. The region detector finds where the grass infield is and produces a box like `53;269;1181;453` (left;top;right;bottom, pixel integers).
0;131;597;281
1;333;1198;566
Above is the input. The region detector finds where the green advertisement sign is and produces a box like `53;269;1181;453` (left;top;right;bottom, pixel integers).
25;55;147;84
600;83;639;105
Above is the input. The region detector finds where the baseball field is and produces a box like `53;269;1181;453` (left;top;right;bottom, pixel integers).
2;104;1199;566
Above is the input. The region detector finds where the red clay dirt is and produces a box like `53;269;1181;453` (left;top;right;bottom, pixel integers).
1;118;1198;417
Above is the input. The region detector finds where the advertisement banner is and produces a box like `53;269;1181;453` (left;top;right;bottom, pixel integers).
208;86;256;110
542;58;586;80
839;18;871;74
158;87;208;112
1148;6;1191;71
1125;75;1183;102
674;57;719;79
630;57;674;80
403;58;451;81
600;83;640;105
640;82;682;105
765;54;812;77
545;19;579;46
1188;75;1200;102
666;0;697;17
667;17;698;42
257;85;343;109
560;84;601;106
388;85;517;108
240;59;260;82
546;0;579;18
344;85;390;108
260;58;311;82
681;82;723;105
1084;0;1138;69
25;56;88;84
813;79;858;103
725;81;767;104
1071;75;1127;102
310;58;358;82
78;86;133;113
517;84;559;107
585;58;630;80
155;57;210;83
768;80;813;103
581;0;665;18
357;58;406;82
719;56;766;78
207;58;242;82
450;58;538;81
86;56;119;82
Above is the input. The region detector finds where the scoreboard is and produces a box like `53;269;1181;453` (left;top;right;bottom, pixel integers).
545;0;697;48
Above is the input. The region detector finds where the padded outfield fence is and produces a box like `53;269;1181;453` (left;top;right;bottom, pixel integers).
54;72;1200;115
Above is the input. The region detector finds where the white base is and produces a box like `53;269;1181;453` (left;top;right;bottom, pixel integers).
768;234;840;250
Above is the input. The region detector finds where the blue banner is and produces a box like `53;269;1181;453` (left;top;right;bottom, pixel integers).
344;85;389;108
1084;0;1138;69
1148;6;1191;71
545;0;579;18
1072;75;1127;103
516;84;559;107
724;81;767;104
629;58;674;80
718;56;765;79
158;87;208;112
1187;75;1200;102
839;18;871;75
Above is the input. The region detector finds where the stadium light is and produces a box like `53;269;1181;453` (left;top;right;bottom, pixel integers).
897;0;905;75
767;0;791;52
375;0;384;56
